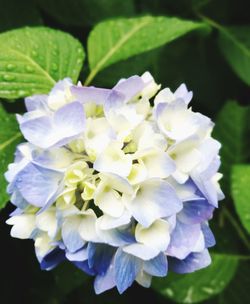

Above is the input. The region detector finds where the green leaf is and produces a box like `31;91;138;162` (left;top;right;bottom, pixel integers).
94;49;161;87
231;165;250;234
218;26;250;85
37;0;135;27
218;261;250;304
153;254;239;304
213;101;250;194
0;104;22;209
0;27;85;99
86;16;209;84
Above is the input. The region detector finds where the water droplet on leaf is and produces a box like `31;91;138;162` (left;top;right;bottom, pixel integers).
18;90;28;97
6;64;16;71
26;66;34;72
3;74;15;81
52;63;58;71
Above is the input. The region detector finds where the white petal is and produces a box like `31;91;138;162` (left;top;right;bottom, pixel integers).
94;142;132;177
6;214;36;239
136;271;152;288
98;172;133;194
97;211;131;230
140;71;161;99
154;88;175;106
35;232;54;260
135;219;170;251
36;209;57;238
94;181;125;217
84;117;115;158
123;243;159;260
136;148;176;179
78;210;99;242
128;162;147;185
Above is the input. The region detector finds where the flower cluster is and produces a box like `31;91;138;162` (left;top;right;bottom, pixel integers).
5;73;224;294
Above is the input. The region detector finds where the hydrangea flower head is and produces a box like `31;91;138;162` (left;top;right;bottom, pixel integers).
5;73;224;294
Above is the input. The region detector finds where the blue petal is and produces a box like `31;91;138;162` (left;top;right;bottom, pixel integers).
94;263;116;294
114;249;142;294
16;163;63;207
40;247;65;270
127;179;182;227
143;253;168;277
71;86;113;104
20;101;85;149
191;158;224;207
113;75;145;103
10;190;28;209
167;220;203;259
169;249;211;273
88;243;115;276
66;247;88;262
24;94;48;112
178;198;214;224
201;223;216;248
62;217;85;253
73;260;96;276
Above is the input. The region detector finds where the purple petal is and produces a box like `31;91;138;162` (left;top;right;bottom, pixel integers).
178;198;214;224
169;249;211;273
174;83;193;105
71;86;112;105
25;94;49;112
113;76;145;102
201;223;215;248
167;220;203;259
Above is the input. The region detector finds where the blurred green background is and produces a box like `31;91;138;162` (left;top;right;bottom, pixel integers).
0;0;250;303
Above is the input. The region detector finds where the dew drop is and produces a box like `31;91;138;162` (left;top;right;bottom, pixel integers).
18;90;28;97
3;74;15;81
77;58;82;64
51;63;58;71
26;65;34;73
31;50;38;57
77;47;83;54
202;287;214;294
245;214;250;220
166;288;174;297
6;63;16;71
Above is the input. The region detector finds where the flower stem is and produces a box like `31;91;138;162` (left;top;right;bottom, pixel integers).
223;207;250;251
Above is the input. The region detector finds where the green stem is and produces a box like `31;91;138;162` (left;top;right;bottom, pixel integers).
84;70;96;86
223;207;250;251
213;252;250;261
196;11;250;56
195;11;224;31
